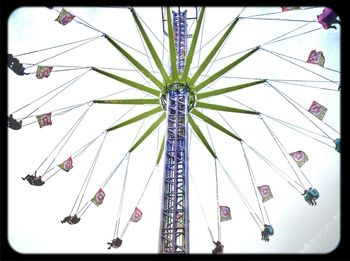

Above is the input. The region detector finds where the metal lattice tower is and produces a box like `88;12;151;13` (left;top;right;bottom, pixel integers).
159;9;190;253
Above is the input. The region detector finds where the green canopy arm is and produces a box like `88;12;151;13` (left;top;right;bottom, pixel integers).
191;108;242;141
180;7;206;81
92;67;160;96
130;8;170;84
129;112;166;152
104;35;164;90
196;102;259;115
166;7;179;81
197;80;265;99
194;47;259;93
188;115;217;158
107;106;162;132
189;18;239;86
94;99;159;105
156;133;165;165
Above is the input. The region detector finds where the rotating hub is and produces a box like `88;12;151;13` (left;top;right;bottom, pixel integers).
160;82;196;111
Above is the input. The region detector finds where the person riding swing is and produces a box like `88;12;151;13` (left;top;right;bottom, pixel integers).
212;240;224;254
61;214;81;225
302;187;319;206
8;114;22;130
22;171;45;186
261;224;274;242
317;7;340;30
107;237;123;250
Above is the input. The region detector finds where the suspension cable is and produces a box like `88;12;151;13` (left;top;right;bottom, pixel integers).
190;125;263;230
239;16;318;23
194;17;230;56
214;159;221;242
216;158;264;231
120;164;158;239
76;131;108;213
22;68;91;121
264;27;323;47
14;36;102;57
198;26;237;93
243;10;288;18
31;67;92;74
258;115;306;189
42;128;105;179
199;108;221;241
35;103;92;175
108;35;154;88
261;113;330;139
211;47;256;63
189;170;215;243
261;113;335;149
243;7;319;19
41;103;94;178
11;69;90;117
21;102;87;124
237;7;246;17
269;79;339;91
50;7;153;59
99;109;148;188
133;16;155;72
266;48;340;74
114;153;131;239
69;132;107;216
300;169;313;188
240;141;266;224
134;9;169;53
187;124;215;242
38;86;136;177
204;98;305;192
77;201;92;217
243;141;304;193
42;168;60;183
100;153;128;189
24;36;103;70
262;48;339;86
263;205;271;225
107;35;153;59
268;82;338;137
201;18;316;65
73;132;105;159
52;7;104;35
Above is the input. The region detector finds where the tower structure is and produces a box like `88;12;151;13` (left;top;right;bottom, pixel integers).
159;9;190;253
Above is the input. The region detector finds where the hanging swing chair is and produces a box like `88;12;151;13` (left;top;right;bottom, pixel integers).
107;237;123;250
8;115;22;130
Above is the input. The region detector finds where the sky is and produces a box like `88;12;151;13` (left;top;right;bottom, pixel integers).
7;6;341;254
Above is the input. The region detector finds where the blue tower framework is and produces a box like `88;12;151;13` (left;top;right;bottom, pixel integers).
159;9;190;253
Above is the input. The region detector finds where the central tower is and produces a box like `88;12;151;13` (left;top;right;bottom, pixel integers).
159;9;190;253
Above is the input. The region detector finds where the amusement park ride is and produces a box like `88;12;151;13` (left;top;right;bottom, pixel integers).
8;6;340;254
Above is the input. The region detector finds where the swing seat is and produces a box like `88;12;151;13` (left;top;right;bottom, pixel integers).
30;180;45;186
67;215;80;224
110;237;123;248
8;54;25;75
304;194;312;202
304;188;319;202
317;8;338;29
335;138;341;152
309;188;319;198
8;116;22;130
266;225;274;235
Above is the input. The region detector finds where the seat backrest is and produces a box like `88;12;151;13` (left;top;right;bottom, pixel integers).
310;188;319;198
267;225;274;235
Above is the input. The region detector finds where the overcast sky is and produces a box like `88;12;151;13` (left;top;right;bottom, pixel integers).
7;6;340;254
